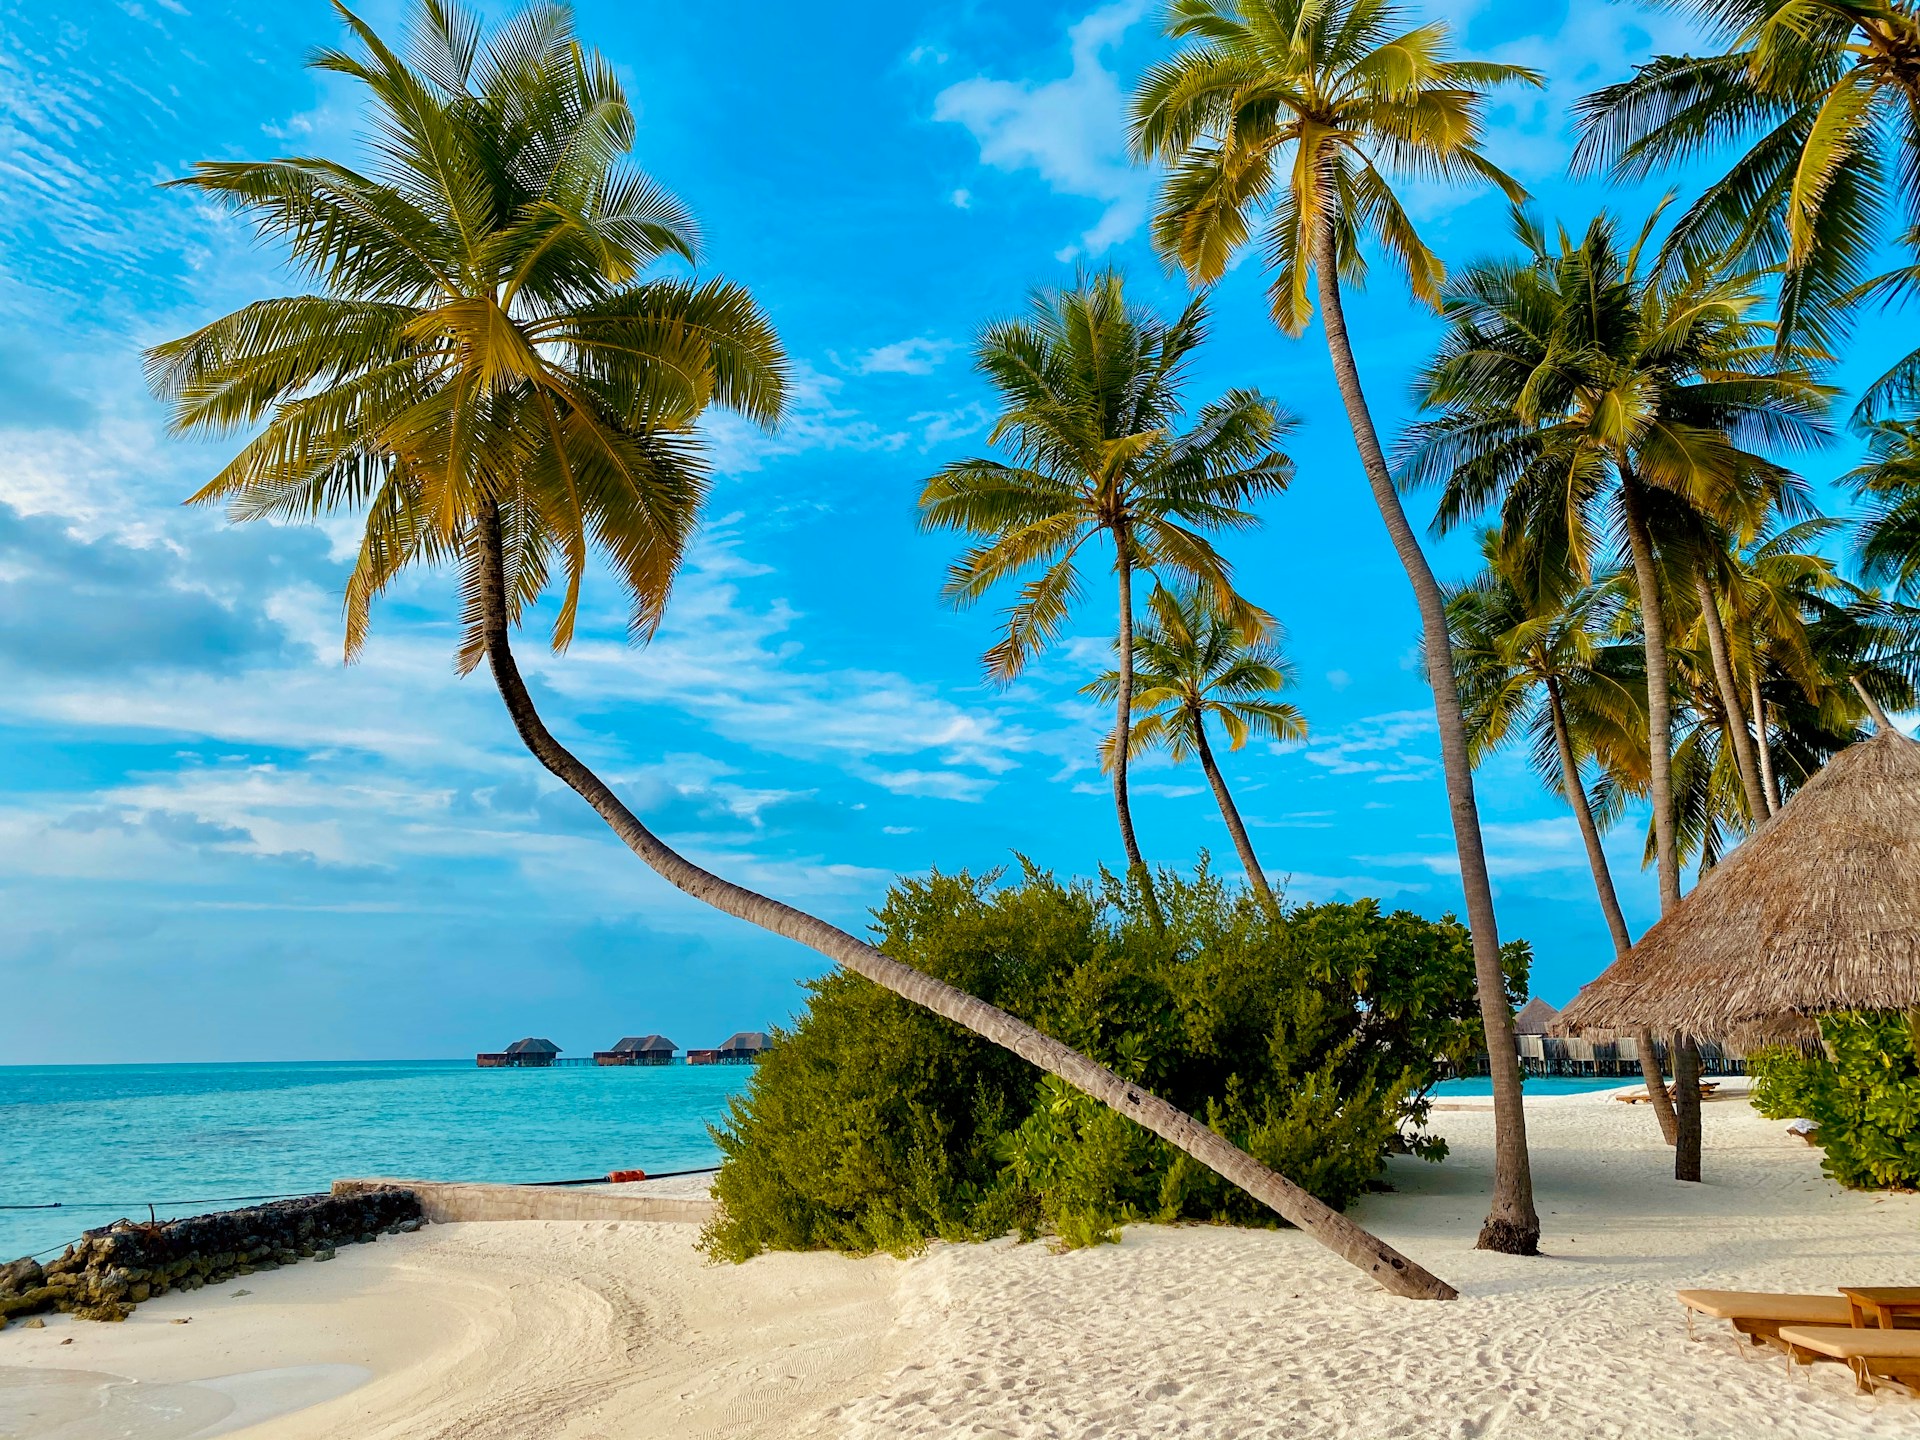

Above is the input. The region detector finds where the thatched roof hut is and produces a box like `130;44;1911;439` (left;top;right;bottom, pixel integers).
1513;997;1560;1036
505;1037;560;1055
1558;728;1920;1045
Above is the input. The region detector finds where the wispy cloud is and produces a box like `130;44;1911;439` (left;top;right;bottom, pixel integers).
933;0;1151;259
842;336;957;376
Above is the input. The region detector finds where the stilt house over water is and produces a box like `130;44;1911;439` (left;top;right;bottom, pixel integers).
595;1035;677;1066
476;1037;561;1068
688;1031;772;1065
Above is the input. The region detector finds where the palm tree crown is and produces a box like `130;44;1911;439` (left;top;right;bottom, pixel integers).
1086;584;1305;906
1403;207;1831;561
920;271;1290;681
1092;584;1306;766
146;0;786;666
1130;0;1540;330
1574;0;1920;352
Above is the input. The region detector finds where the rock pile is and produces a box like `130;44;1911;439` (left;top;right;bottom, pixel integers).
0;1187;423;1325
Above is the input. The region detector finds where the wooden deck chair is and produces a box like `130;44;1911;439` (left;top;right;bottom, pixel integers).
1777;1326;1920;1395
1675;1290;1856;1348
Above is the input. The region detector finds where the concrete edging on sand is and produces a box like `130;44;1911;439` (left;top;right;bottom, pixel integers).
330;1178;714;1225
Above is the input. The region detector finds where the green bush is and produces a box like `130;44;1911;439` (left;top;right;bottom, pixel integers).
700;863;1525;1260
1747;1045;1824;1119
1808;1011;1920;1190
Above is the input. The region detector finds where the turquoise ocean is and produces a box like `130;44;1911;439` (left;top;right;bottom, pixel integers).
1;1061;751;1263
0;1063;1628;1264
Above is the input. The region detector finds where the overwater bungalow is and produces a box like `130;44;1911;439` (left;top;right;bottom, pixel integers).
688;1031;771;1065
476;1036;561;1068
595;1034;677;1066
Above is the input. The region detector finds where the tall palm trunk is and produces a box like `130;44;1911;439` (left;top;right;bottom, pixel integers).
1619;472;1682;913
1545;676;1677;1144
1312;221;1539;1255
472;505;1451;1297
1750;674;1780;816
1617;473;1700;1178
1191;711;1277;909
1111;530;1155;911
1691;564;1768;820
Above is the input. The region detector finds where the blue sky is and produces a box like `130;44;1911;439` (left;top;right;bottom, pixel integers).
0;0;1899;1063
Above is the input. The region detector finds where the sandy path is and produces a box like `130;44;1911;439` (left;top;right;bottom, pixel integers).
3;1085;1916;1438
827;1085;1920;1438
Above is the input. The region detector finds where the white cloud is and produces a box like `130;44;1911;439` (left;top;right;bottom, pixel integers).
951;187;971;209
844;336;957;376
1297;709;1440;782
933;0;1151;256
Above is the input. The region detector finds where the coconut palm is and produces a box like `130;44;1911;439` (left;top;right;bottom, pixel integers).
1130;0;1546;1253
919;273;1293;909
1573;0;1920;356
148;1;1454;1299
1448;537;1645;956
1406;207;1831;1181
1085;583;1306;907
1848;418;1920;593
1405;208;1831;910
1447;536;1680;1141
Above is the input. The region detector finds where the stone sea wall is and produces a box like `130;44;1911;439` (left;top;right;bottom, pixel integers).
0;1186;423;1325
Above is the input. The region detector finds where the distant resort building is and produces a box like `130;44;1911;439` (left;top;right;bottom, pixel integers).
595;1035;677;1066
476;1037;561;1068
688;1031;771;1065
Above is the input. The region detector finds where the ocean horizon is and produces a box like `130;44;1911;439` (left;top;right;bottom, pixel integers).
1;1059;752;1262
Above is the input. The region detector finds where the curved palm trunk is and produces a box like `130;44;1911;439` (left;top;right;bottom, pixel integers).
1111;533;1157;915
1691;564;1768;821
1618;475;1700;1177
473;505;1450;1298
1751;674;1780;816
1542;678;1676;1144
1312;222;1539;1255
1191;712;1276;909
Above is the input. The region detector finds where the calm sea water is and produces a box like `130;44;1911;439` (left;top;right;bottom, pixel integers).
1429;1076;1633;1097
0;1061;751;1262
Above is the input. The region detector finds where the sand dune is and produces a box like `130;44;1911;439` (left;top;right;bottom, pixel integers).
4;1085;1917;1439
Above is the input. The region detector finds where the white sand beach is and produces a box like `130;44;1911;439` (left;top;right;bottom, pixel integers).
5;1085;1918;1440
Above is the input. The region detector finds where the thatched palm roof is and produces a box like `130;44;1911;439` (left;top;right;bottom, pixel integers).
505;1036;559;1054
1557;728;1920;1043
1513;997;1560;1035
718;1031;770;1053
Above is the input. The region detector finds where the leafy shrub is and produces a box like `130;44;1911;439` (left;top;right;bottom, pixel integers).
1747;1045;1824;1119
700;863;1525;1260
1808;1011;1920;1190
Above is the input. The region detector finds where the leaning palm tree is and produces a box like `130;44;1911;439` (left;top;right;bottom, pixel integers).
146;2;1455;1298
919;273;1293;907
1446;536;1678;1141
1131;0;1546;1253
1573;0;1920;357
1086;583;1306;907
1405;207;1831;1181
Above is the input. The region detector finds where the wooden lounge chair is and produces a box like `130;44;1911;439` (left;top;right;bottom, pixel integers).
1777;1325;1920;1395
1675;1290;1856;1347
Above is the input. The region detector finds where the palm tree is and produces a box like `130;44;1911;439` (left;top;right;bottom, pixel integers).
1405;207;1831;1181
1086;583;1306;907
919;273;1293;909
1848;418;1920;594
1131;0;1546;1254
146;2;1456;1299
1573;0;1920;355
1446;536;1679;1141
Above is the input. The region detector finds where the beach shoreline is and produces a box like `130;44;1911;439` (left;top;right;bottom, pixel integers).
5;1085;1917;1439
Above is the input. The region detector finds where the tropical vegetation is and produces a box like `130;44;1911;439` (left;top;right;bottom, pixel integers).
152;0;1920;1282
702;866;1526;1260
